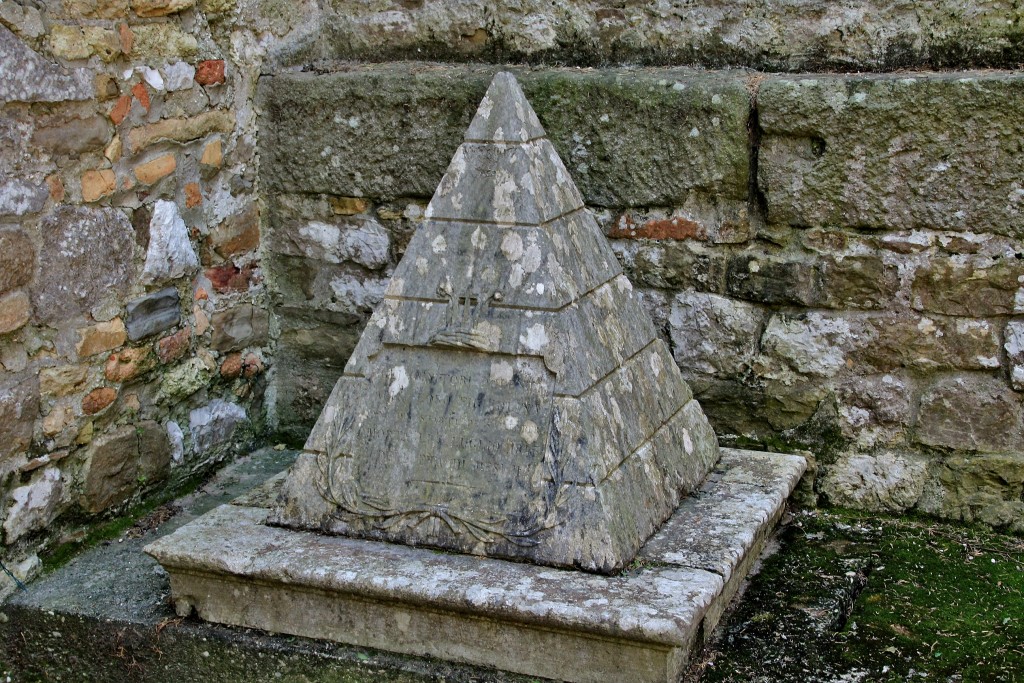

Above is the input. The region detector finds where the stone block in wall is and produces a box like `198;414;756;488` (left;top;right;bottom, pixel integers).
268;253;388;316
2;467;63;544
818;254;900;311
820;451;927;513
758;72;1024;236
668;291;765;377
273;307;363;436
915;375;1023;453
211;304;269;351
316;1;1024;71
31;115;112;157
612;240;729;293
269;216;391;270
0;25;91;103
34;206;135;325
762;312;1001;378
81;421;170;513
126;288;181;341
0;373;38;466
1006;319;1024;392
834;373;912;448
911;255;1024;317
189;399;246;453
726;254;819;306
259;66;749;207
0;229;34;296
918;453;1024;533
0;174;47;217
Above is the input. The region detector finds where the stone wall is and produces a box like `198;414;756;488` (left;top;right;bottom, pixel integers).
0;0;327;595
3;0;1023;593
260;65;1024;534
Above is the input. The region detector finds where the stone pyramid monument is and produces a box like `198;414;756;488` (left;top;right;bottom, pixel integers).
271;72;720;573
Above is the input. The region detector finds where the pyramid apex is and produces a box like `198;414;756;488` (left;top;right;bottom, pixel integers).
465;71;546;143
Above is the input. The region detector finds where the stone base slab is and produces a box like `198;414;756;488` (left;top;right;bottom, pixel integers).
145;448;805;683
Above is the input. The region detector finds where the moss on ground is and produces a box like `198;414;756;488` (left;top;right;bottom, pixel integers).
692;509;1024;683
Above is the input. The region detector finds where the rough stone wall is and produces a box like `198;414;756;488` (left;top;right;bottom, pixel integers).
0;0;326;595
260;65;1024;536
3;0;1023;593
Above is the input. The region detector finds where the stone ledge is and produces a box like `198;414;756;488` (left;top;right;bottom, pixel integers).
144;448;806;683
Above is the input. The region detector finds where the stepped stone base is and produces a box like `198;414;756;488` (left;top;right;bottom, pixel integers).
146;448;806;683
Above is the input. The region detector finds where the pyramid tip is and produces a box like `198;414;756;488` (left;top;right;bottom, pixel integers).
465;71;545;143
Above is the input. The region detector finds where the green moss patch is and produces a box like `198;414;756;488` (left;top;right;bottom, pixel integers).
694;509;1024;682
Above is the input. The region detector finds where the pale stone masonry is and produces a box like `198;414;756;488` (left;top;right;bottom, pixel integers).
272;73;720;573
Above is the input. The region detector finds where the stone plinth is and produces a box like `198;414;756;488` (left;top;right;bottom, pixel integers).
145;449;806;683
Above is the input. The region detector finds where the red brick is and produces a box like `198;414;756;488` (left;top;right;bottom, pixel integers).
109;95;132;124
131;82;150;112
205;263;256;293
195;60;225;85
608;215;706;241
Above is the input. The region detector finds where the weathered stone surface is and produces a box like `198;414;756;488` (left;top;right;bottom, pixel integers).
141;200;199;284
911;256;1024;317
81;387;117;415
104;346;156;383
167;420;184;464
80;169;116;202
311;1;1024;71
918;453;1024;533
759;72;1024;236
669;291;764;377
0;229;34;295
0;374;39;464
127;110;233;152
158;356;211;401
62;0;129;19
260;65;748;207
206;203;259;260
3;467;62;543
820;451;927;513
0;174;47;216
272;73;719;574
189;399;246;453
726;255;819;306
76;319;127;357
162;61;195;91
835;374;911;448
915;375;1023;452
0;290;30;334
0;25;91;103
129;24;198;59
31;116;111;156
156;326;190;364
125;288;181;341
131;0;196;17
762;312;1002;377
82;421;170;513
1006;319;1024;392
146;449;803;683
34;206;135;324
39;365;88;398
211;304;269;351
818;254;900;311
272;218;389;269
